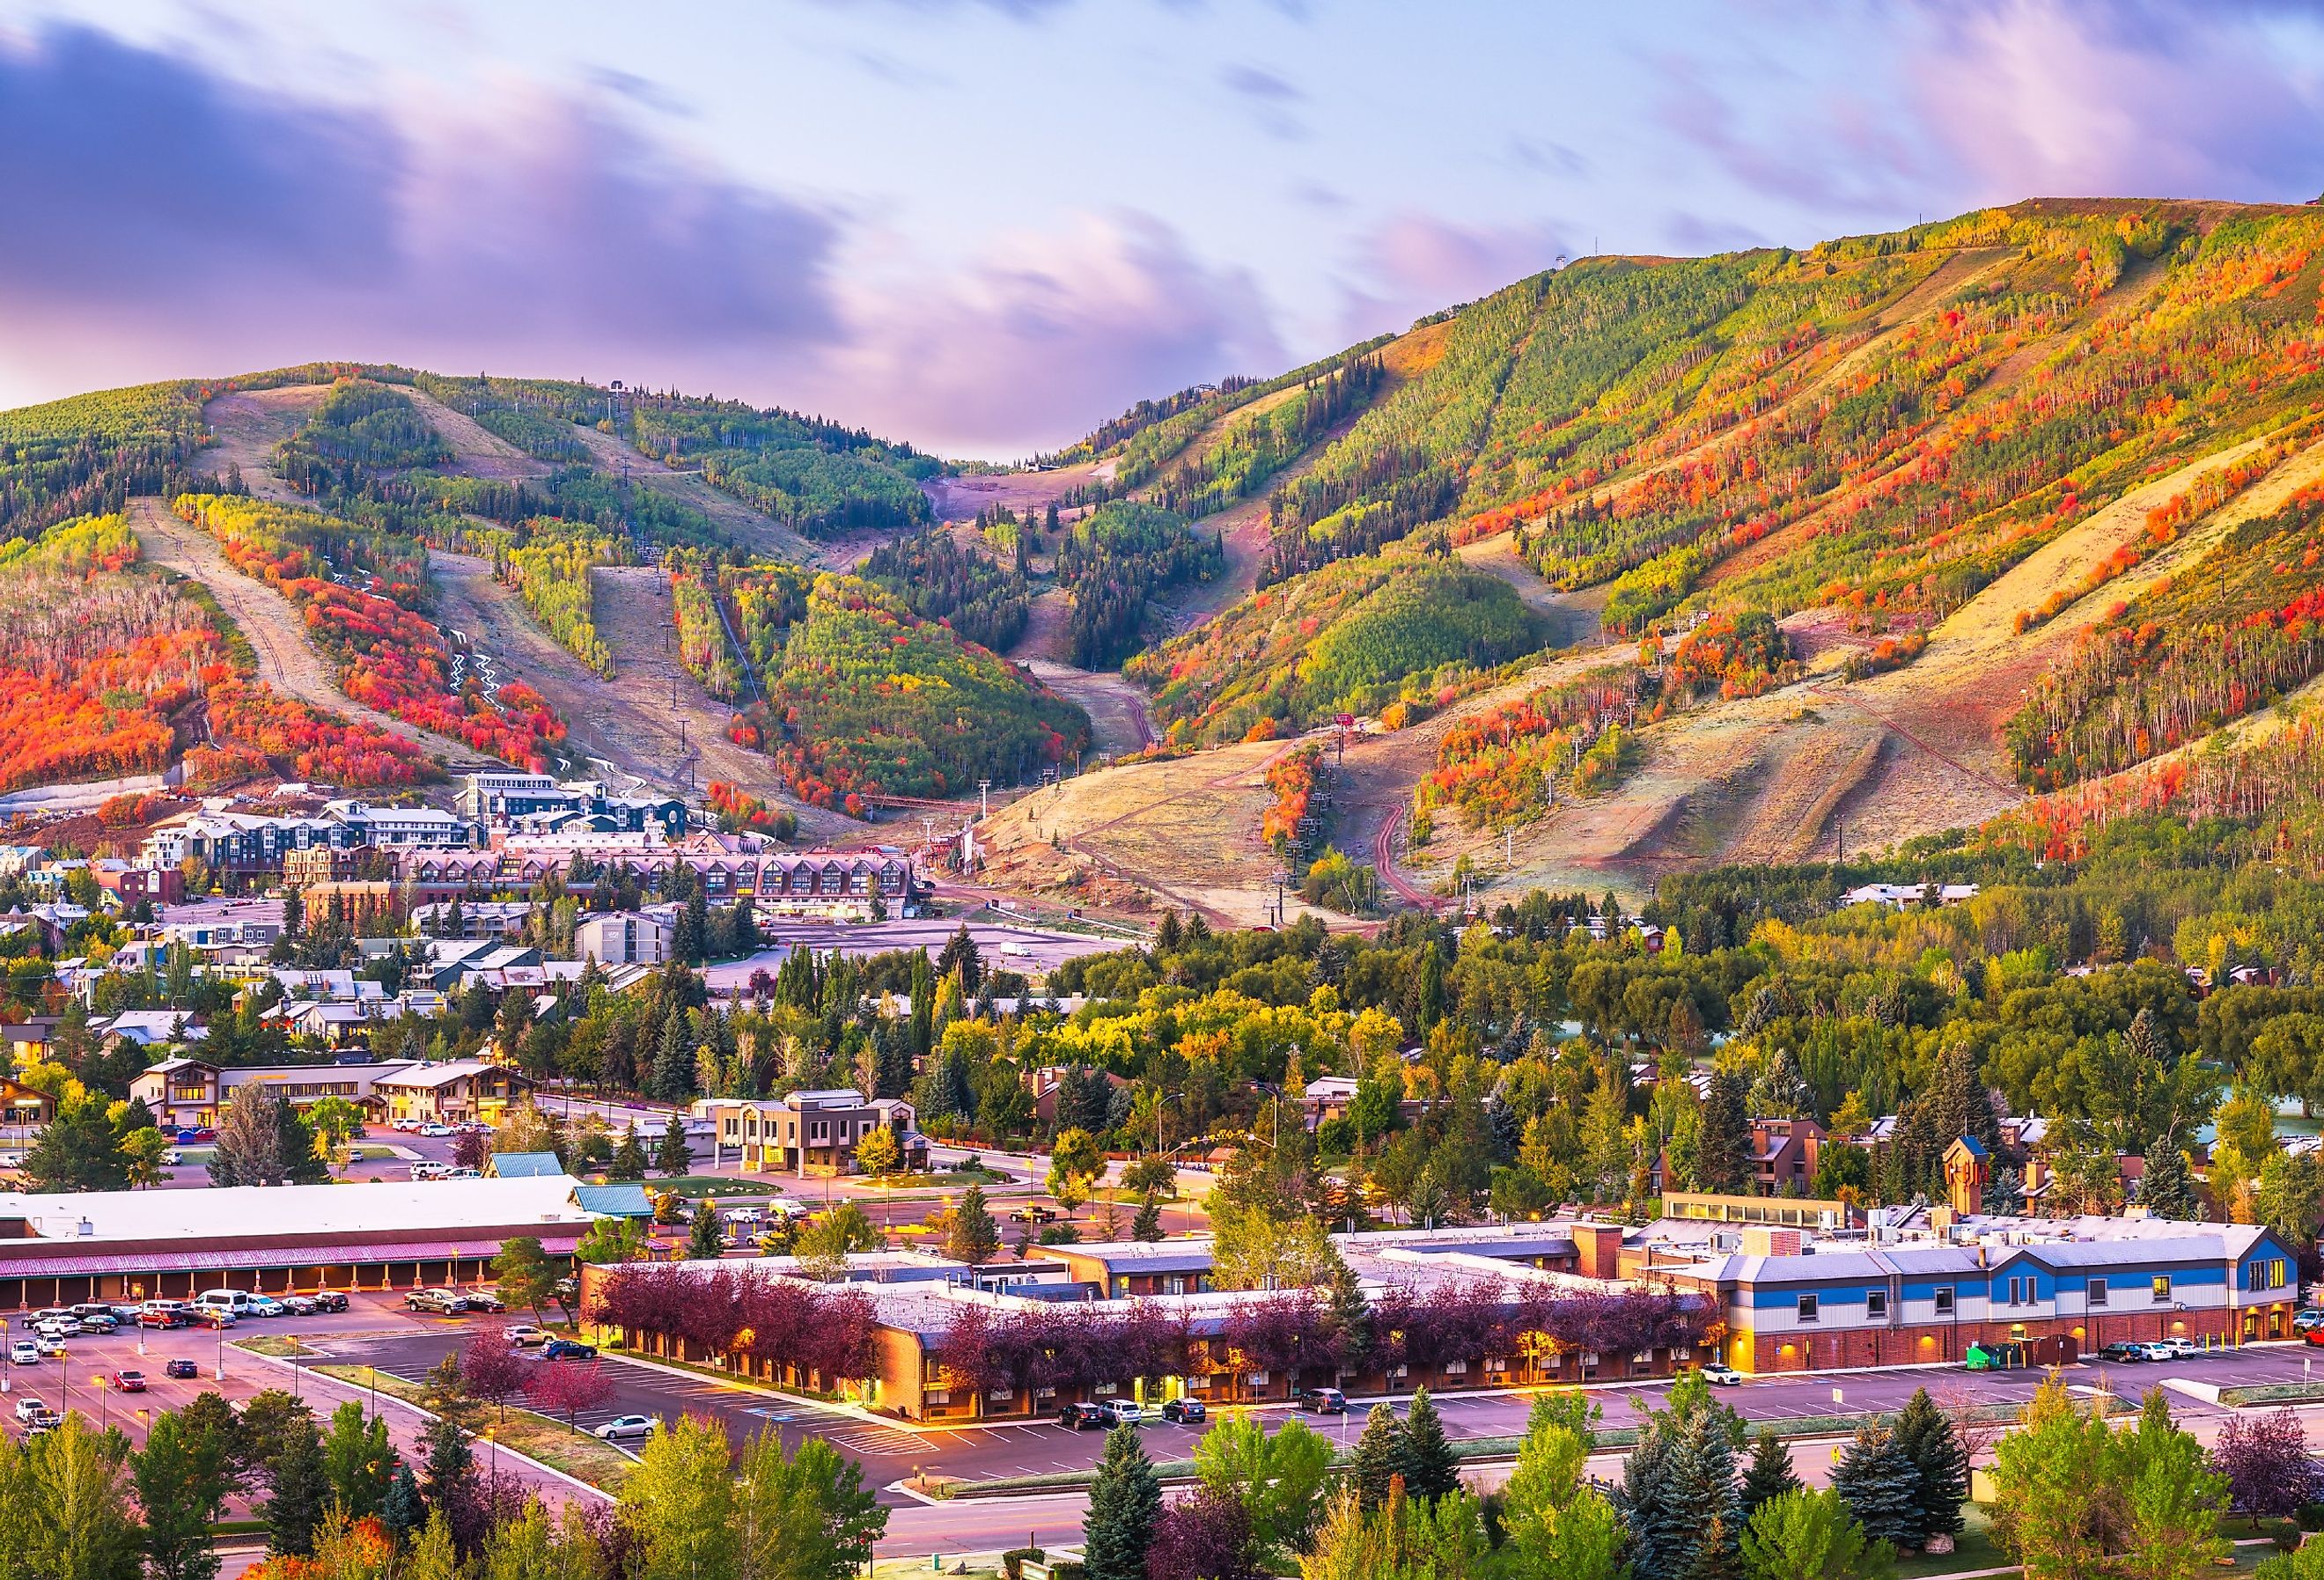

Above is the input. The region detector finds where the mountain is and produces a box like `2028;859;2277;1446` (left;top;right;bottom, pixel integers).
989;198;2324;922
12;197;2324;928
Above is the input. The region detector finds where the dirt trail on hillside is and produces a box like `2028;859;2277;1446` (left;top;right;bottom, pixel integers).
129;498;501;768
428;551;830;824
191;387;327;505
563;425;825;565
925;461;1115;524
401;389;555;481
1456;533;1609;646
1019;661;1154;762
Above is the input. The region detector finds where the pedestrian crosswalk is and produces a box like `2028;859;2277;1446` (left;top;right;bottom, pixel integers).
821;1425;928;1457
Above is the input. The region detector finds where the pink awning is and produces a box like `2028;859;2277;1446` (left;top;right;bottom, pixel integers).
0;1236;584;1280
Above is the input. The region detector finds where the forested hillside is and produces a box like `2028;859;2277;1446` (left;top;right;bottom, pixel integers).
1091;201;2324;856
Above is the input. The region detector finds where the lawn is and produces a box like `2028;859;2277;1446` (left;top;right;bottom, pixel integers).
1892;1506;2007;1579
654;1175;781;1198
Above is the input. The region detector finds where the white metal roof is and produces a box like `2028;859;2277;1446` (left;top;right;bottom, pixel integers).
0;1174;591;1244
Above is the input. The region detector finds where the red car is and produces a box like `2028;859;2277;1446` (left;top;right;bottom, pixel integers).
98;1371;146;1393
137;1310;184;1329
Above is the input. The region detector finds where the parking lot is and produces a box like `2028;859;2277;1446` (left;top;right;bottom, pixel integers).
11;1285;2324;1508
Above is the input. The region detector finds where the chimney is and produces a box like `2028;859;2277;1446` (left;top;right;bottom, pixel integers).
1573;1221;1625;1281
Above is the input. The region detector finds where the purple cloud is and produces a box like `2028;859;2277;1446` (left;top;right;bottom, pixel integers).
1904;0;2324;202
820;210;1286;457
0;22;841;402
1331;212;1573;343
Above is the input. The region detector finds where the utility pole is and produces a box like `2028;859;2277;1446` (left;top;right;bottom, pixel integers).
977;780;991;819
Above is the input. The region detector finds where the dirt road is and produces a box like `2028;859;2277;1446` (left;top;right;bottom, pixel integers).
129;498;502;768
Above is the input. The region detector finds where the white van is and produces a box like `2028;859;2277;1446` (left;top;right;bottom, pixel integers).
195;1290;254;1317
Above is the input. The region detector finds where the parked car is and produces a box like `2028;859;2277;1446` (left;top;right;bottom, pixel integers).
0;1152;22;1169
418;1123;456;1137
1011;1205;1057;1224
592;1415;658;1442
1700;1363;1744;1387
1300;1387;1348;1415
1099;1399;1145;1425
541;1339;597;1362
405;1289;462;1314
190;1309;234;1330
2132;1341;2176;1362
1160;1398;1207;1424
245;1297;286;1319
34;1336;67;1358
34;1318;81;1337
159;1150;183;1166
457;1290;505;1313
7;1341;35;1367
2294;1308;2324;1333
1057;1402;1109;1429
107;1304;142;1323
505;1326;548;1347
22;1410;58;1435
2100;1341;2148;1363
303;1291;349;1313
12;1398;44;1423
390;1118;421;1132
100;1371;147;1393
279;1296;318;1317
164;1359;199;1380
173;1128;214;1144
76;1313;116;1334
138;1310;185;1330
2153;1337;2200;1359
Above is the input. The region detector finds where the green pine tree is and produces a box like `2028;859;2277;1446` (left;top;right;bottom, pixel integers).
381;1462;425;1544
1890;1388;1969;1543
1830;1422;1921;1549
264;1422;330;1558
2139;1143;2198;1221
654;1113;691;1177
946;1183;1002;1268
1351;1404;1406;1510
1394;1387;1460;1503
1668;1408;1743;1580
1082;1424;1163;1580
1739;1427;1802;1519
688;1202;724;1260
1130;1194;1163;1242
611;1125;648;1181
135;1403;233;1580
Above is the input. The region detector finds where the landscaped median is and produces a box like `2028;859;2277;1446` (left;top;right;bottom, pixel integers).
315;1361;641;1490
232;1337;637;1493
935;1399;2054;1499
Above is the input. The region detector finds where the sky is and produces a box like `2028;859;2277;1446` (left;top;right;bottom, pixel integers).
3;0;2322;458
